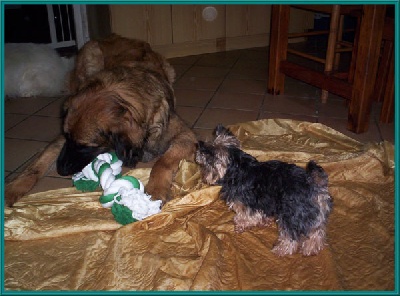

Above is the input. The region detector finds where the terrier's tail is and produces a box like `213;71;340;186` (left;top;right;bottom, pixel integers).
306;160;328;188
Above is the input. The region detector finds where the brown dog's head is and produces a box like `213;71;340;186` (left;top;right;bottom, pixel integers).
56;88;148;176
58;34;175;176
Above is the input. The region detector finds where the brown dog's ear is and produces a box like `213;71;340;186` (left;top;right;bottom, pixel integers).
61;97;71;116
70;40;104;92
213;124;240;148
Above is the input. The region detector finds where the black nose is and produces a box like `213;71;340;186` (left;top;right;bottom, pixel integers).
56;143;84;175
196;141;205;149
56;140;101;176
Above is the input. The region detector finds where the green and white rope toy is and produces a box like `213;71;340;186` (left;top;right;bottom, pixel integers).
72;152;162;225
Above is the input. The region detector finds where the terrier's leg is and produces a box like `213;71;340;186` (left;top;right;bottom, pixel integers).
301;227;326;256
230;202;274;233
271;230;299;256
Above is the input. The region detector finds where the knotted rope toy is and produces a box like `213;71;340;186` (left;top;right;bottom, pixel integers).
72;152;162;225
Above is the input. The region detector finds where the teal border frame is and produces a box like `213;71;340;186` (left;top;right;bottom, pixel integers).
1;0;398;295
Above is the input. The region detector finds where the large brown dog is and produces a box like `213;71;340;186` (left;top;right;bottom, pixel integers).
5;34;197;207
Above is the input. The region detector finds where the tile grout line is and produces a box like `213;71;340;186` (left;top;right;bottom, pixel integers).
4;97;64;177
191;52;244;129
4;96;64;132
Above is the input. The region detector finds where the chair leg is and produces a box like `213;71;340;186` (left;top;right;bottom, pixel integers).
380;49;394;123
334;15;345;71
348;14;362;84
322;5;341;103
374;40;393;102
267;5;290;95
347;5;386;133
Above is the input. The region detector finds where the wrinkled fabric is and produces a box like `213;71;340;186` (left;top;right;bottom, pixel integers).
4;119;394;291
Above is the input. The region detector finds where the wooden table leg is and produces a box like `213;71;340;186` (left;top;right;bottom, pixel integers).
347;5;386;133
267;5;290;95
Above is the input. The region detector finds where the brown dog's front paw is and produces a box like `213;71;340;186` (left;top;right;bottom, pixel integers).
145;182;172;206
5;183;26;207
5;192;19;207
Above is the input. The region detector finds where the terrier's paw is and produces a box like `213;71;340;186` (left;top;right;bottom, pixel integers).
271;239;299;256
234;224;246;233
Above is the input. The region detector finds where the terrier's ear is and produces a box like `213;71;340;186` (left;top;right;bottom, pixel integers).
213;124;240;148
214;124;230;137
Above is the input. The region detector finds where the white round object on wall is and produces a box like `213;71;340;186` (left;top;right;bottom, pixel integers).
202;6;218;22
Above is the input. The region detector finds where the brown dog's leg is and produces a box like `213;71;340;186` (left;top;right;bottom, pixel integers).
145;119;196;204
5;135;66;207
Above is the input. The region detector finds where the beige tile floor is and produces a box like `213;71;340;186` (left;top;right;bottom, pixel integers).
4;46;395;195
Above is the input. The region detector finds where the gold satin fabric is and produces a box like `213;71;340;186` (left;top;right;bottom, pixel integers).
4;119;394;291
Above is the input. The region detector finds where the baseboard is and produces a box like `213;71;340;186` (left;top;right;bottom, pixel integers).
153;33;270;58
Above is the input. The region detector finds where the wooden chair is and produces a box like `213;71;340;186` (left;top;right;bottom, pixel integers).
268;5;387;134
287;5;362;103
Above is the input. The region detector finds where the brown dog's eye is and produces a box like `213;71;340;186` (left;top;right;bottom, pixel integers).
84;143;100;148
